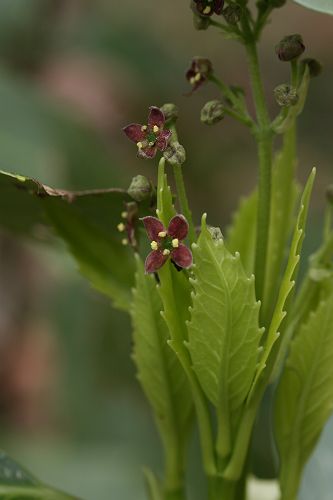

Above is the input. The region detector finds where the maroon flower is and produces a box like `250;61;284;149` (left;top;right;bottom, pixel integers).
123;106;172;159
142;215;193;273
193;0;224;17
186;57;213;92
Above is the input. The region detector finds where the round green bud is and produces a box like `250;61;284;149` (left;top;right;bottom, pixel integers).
160;103;179;123
274;84;298;107
300;58;322;78
128;175;152;202
163;142;186;165
275;34;305;62
200;100;225;125
223;4;241;25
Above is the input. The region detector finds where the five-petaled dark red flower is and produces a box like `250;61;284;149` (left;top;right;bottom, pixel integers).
186;57;213;92
193;0;224;17
142;215;193;273
123;106;172;159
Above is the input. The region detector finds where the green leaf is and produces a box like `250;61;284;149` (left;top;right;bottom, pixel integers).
275;294;333;499
143;468;163;500
0;170;152;310
0;451;76;499
248;168;316;400
187;214;263;458
293;0;333;14
262;127;300;324
225;190;257;276
131;257;192;491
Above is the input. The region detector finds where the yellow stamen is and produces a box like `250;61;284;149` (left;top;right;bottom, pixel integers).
137;142;144;149
172;238;179;248
158;231;167;238
121;211;128;219
163;249;170;256
190;76;196;85
141;125;147;131
153;125;159;133
151;241;158;250
194;73;201;82
148;141;155;147
117;223;125;232
122;238;128;246
203;6;211;14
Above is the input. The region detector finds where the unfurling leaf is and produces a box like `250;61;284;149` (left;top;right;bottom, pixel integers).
131;258;192;488
275;294;333;499
187;214;263;457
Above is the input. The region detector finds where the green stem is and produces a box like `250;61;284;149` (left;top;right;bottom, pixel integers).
165;488;186;500
169;125;196;244
246;40;273;303
208;476;237;500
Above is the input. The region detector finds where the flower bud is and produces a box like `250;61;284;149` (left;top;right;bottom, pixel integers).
192;11;211;30
201;100;225;125
208;225;223;241
128;175;152;202
275;34;305;62
326;185;333;204
300;58;322;78
160;103;179;123
223;4;241;25
163;142;186;165
274;84;298;107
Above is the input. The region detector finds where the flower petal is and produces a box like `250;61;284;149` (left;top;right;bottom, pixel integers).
214;0;224;14
148;106;165;128
123;123;146;142
167;214;189;240
145;250;168;273
141;216;165;241
156;130;172;151
171;244;193;269
138;146;157;159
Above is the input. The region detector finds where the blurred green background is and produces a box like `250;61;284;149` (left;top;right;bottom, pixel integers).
0;1;332;499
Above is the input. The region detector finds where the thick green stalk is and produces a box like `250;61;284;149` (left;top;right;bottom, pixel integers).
165;488;187;500
208;476;237;500
246;41;273;303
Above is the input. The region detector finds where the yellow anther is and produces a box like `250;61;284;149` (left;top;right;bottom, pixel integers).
121;238;128;246
158;231;167;238
151;241;158;250
121;211;128;219
163;249;171;256
194;73;201;82
137;141;143;149
148;141;155;147
190;76;196;85
203;6;211;14
153;125;159;133
117;223;125;232
141;125;147;131
172;238;179;248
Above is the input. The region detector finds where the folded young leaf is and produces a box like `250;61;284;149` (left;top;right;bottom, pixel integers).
248;168;315;400
0;170;152;310
275;294;333;499
0;451;76;499
131;258;192;492
225;190;257;276
187;214;263;458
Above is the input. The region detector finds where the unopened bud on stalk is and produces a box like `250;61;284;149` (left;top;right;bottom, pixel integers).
163;142;186;165
128;175;152;202
326;185;333;204
201;100;225;125
275;34;305;62
160;103;179;123
274;84;298;107
223;4;241;25
300;58;322;78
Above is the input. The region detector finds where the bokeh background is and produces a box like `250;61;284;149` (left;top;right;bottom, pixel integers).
0;1;332;499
